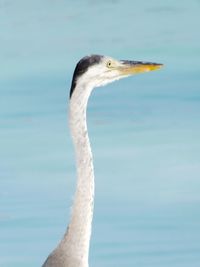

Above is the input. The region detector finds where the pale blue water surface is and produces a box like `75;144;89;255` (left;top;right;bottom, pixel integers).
1;0;200;266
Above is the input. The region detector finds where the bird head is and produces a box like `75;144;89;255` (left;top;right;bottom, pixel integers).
70;55;163;99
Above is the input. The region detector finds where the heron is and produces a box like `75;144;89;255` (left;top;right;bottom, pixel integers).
42;55;163;267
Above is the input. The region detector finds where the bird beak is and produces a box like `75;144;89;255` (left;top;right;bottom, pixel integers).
119;60;163;75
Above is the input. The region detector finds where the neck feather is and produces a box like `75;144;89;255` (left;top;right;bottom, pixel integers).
61;83;94;265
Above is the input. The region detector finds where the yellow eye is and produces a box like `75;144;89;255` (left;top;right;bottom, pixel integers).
107;60;112;68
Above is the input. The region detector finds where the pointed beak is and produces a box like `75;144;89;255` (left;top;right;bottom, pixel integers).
119;60;163;75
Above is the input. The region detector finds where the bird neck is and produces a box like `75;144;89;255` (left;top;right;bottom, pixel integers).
62;85;94;265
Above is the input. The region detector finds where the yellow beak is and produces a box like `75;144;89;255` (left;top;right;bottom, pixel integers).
119;60;163;75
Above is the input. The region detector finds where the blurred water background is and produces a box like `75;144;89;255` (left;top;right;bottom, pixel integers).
0;0;200;266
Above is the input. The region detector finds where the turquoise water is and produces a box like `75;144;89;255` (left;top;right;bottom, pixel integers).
1;0;200;266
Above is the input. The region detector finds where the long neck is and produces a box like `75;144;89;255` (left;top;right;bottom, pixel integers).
61;85;94;265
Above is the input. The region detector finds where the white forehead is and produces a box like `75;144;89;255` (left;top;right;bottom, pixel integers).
84;56;118;75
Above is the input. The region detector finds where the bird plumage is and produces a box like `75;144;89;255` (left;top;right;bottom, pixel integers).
42;55;163;267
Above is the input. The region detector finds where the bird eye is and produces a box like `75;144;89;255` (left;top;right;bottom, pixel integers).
107;60;112;68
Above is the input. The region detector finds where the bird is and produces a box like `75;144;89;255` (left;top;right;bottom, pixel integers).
41;55;163;267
